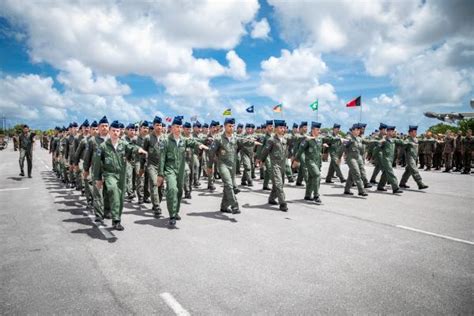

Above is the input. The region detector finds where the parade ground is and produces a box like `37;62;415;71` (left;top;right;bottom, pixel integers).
1;142;473;315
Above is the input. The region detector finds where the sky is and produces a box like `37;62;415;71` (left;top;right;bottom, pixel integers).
0;0;473;132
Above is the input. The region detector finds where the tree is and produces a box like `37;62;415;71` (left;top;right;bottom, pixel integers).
427;123;459;135
458;118;474;133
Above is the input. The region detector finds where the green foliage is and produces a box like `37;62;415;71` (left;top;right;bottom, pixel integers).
427;123;459;135
458;118;474;133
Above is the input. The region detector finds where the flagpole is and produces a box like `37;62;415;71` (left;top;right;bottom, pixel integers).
359;103;362;122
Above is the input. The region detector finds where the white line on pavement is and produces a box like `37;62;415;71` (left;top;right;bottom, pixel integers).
160;292;190;316
0;187;30;192
396;225;474;246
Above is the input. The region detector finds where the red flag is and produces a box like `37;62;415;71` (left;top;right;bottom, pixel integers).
346;96;361;107
165;117;172;122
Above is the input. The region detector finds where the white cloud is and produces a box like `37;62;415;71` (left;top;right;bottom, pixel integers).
57;59;131;96
250;18;271;40
226;50;248;80
0;0;258;99
259;48;337;114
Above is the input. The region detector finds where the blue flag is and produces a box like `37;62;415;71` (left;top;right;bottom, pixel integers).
246;105;254;113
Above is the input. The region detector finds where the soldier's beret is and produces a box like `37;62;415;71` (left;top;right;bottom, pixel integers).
250;124;256;129
23;124;29;128
82;119;90;127
387;125;396;131
333;123;341;129
119;123;125;129
140;120;149;127
99;116;109;125
62;126;67;132
54;126;61;131
90;121;98;127
153;116;162;125
110;120;121;129
265;120;273;126
351;123;361;130
126;123;135;129
183;122;192;128
172;116;183;126
245;123;251;128
224;118;235;125
71;122;79;128
237;123;243;128
379;123;388;130
292;123;298;129
359;123;367;128
299;121;308;127
203;123;209;128
193;121;201;128
274;120;286;127
311;121;322;129
408;125;418;132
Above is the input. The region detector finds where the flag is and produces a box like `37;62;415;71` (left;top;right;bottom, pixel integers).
246;105;254;113
165;117;172;122
273;103;282;113
309;99;319;111
190;115;198;122
346;96;361;107
223;108;232;116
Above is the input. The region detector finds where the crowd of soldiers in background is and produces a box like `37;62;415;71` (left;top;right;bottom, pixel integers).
10;118;474;229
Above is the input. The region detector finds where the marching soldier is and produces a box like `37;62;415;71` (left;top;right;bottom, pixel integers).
454;130;463;172
324;123;345;183
399;126;428;190
256;120;274;190
192;122;203;187
369;123;387;184
93;120;148;230
343;124;368;196
73;120;93;204
18;124;34;178
294;122;327;204
424;132;436;170
433;134;444;170
182;122;194;199
377;126;404;194
136;121;150;204
124;124;137;201
295;121;309;187
240;123;257;187
157;117;208;227
443;130;455;172
258;120;289;212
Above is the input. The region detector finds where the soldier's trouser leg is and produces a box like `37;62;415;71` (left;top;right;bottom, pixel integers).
296;157;308;184
19;149;26;173
285;159;294;181
218;163;238;210
381;161;399;191
92;183;104;217
83;170;92;203
104;174;124;222
25;151;33;176
306;162;320;198
144;171;150;199
345;158;364;194
192;154;200;185
444;153;453;170
125;161;134;196
135;162;144;201
419;153;425;168
325;160;334;182
75;166;83;190
165;172;183;218
425;154;432;169
400;158;423;187
184;162;191;194
269;164;285;204
235;153;241;174
241;154;252;184
263;159;272;188
147;165;161;208
63;161;70;183
359;159;368;185
463;151;471;173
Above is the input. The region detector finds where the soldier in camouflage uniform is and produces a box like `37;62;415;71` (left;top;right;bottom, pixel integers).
18;124;34;178
443;130;455;172
295;121;309;187
369;123;387;184
192;122;203;187
343;124;368;196
461;129;473;174
240;123;257;187
135;121;150;203
182;122;194;199
256;121;274;190
376;126;404;194
399;126;428;190
259;120;289;212
73;120;93;205
124;124;137;201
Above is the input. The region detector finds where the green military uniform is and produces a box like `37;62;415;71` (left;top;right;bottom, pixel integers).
294;130;309;186
142;131;165;213
74;133;92;205
423;136;436;170
324;131;345;183
461;133;473;174
183;132;194;198
369;129;386;184
256;129;273;189
124;134;136;199
93;138;141;225
240;128;257;186
443;134;455;172
296;135;323;203
18;131;33;177
377;132;404;193
135;133;150;203
260;125;289;211
400;130;427;189
159;134;202;222
84;135;109;218
192;130;204;187
343;132;367;195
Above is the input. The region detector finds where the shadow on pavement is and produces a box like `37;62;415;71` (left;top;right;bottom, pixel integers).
241;202;281;211
187;211;238;223
134;218;178;230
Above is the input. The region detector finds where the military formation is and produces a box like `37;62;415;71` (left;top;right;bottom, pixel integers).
12;116;473;230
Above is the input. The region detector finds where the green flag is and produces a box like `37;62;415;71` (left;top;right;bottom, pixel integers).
310;99;319;111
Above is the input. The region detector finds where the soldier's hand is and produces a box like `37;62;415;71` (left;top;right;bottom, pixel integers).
96;180;103;189
138;169;144;177
83;171;89;179
157;176;164;187
323;143;329;148
255;159;261;167
254;141;263;146
199;144;209;150
138;148;148;157
292;160;300;169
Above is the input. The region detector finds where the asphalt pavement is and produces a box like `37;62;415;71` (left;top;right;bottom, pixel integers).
1;142;473;315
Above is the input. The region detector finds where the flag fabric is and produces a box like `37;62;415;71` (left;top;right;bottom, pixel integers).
246;105;254;113
273;103;283;113
223;108;232;116
190;115;198;122
346;96;361;107
165;117;172;122
310;99;319;111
